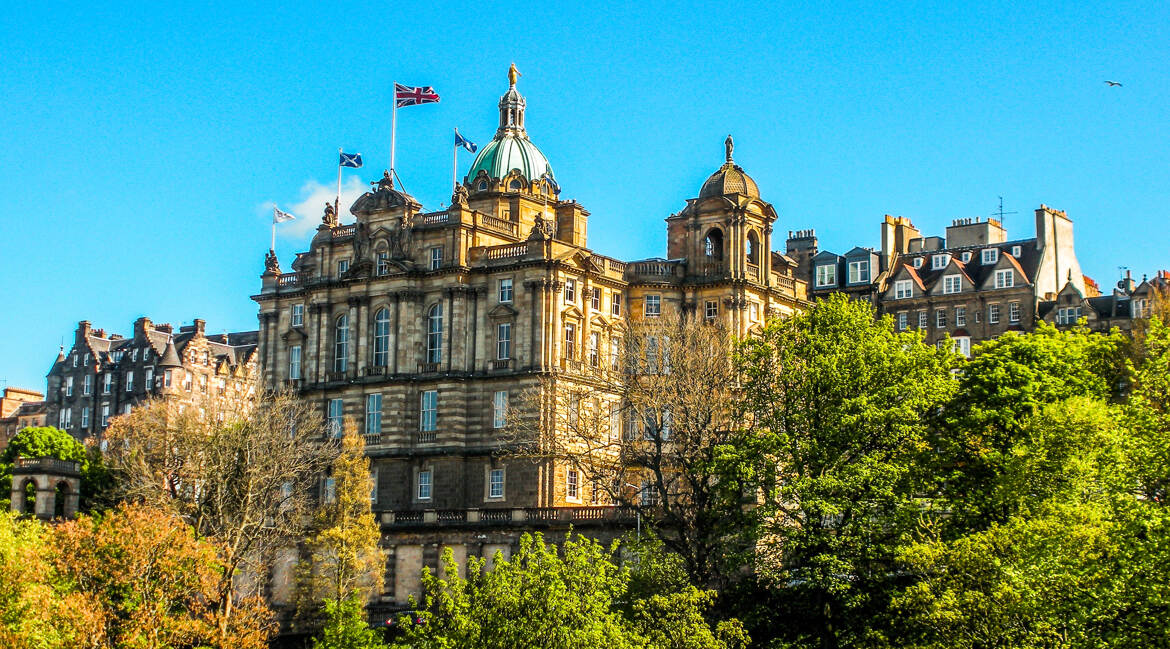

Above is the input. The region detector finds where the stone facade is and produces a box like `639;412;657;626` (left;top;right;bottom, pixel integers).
253;70;808;609
789;205;1090;355
44;317;258;440
0;387;47;450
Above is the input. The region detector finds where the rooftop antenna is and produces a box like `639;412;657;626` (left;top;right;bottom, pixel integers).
991;196;1017;228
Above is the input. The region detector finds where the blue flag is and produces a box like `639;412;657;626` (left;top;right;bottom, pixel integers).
339;151;363;168
454;130;477;154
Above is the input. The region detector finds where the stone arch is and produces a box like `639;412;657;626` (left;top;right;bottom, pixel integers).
53;481;70;519
703;227;724;260
18;478;37;515
747;230;760;265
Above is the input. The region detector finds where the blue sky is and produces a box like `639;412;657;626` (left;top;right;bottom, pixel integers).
1;1;1167;392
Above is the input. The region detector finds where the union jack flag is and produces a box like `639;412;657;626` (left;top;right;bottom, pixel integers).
394;83;440;107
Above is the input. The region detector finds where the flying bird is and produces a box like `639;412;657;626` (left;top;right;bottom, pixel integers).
1105;80;1123;87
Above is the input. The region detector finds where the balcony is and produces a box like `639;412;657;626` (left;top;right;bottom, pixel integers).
277;273;299;287
379;506;635;527
417;362;440;374
418;212;449;226
746;263;760;281
364;365;388;377
14;457;80;475
417;431;437;444
489;359;512;371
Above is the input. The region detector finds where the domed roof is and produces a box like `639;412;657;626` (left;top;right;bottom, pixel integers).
465;65;556;186
466;135;554;183
698;135;759;199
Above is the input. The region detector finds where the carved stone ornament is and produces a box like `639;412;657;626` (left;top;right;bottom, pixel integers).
374;170;394;191
527;213;554;241
264;249;281;274
352;221;370;261
452;184;469;206
323;201;339;227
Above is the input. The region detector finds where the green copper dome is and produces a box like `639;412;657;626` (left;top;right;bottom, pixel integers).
465;69;556;187
466;134;554;182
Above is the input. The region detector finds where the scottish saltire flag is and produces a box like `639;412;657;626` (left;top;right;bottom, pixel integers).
454;129;477;153
272;206;296;223
394;82;440;107
339;151;363;168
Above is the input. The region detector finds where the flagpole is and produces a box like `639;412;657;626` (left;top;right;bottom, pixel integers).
270;218;276;252
452;129;458;192
336;148;342;216
390;84;398;182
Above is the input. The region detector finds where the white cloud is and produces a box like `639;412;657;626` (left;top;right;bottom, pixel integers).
259;174;369;241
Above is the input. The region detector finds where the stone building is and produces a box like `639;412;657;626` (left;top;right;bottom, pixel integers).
0;386;47;450
1040;269;1170;334
789;205;1089;355
253;68;808;609
44;317;258;440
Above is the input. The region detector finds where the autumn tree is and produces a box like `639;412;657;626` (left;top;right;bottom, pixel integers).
300;422;384;648
509;314;748;587
734;293;959;648
102;389;338;635
52;503;275;649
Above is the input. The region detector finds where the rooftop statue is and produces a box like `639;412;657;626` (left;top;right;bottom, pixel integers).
508;62;521;87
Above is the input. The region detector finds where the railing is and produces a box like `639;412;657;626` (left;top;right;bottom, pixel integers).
419;212;449;225
325;371;348;383
478;213;517;236
277;273;299;286
417;431;436;444
436;510;466;523
746;263;760;281
363;433;382;446
364;365;387;376
607;259;627;274
417;362;440;374
381;506;631;527
489;359;512;371
471;242;530;262
332;225;356;237
774;275;796;291
628;260;678;277
14;457;80;474
479;509;512;522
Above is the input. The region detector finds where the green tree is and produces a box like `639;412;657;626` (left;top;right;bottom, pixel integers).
302;423;384;646
734;293;959;648
393;532;741;649
941;323;1129;529
0;426;111;513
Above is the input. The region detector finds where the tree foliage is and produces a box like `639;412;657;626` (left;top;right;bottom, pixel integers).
102;389;337;635
734;293;959;648
392;532;744;649
300;423;384;637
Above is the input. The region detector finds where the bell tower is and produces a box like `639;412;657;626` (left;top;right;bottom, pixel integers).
667;135;777;285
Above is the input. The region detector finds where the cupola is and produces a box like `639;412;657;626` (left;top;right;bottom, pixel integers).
698;135;760;199
465;65;556;190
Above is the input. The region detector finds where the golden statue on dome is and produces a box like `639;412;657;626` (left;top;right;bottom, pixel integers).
508;62;521;87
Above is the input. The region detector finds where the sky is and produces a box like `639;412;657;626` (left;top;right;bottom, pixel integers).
1;0;1168;392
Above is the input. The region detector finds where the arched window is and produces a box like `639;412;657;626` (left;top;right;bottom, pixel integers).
704;228;724;259
509;179;523;191
334;314;349;373
478;180;488;191
747;231;760;265
426;304;443;364
373;308;391;367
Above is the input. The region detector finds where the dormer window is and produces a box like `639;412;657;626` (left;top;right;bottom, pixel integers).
815;264;837;288
912;257;923;269
942;274;962;294
981;248;998;264
961;251;972;263
509;179;523;191
848;260;869;284
931;254;950;270
994;269;1015;288
477;180;488;191
895;279;913;299
1011;245;1022;257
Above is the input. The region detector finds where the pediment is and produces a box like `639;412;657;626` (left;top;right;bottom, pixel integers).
281;328;308;343
487;303;519;319
562;305;584;320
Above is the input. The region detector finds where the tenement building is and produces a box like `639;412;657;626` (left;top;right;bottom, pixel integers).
789;205;1088;355
1;387;47;449
44;317;258;440
252;68;807;608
